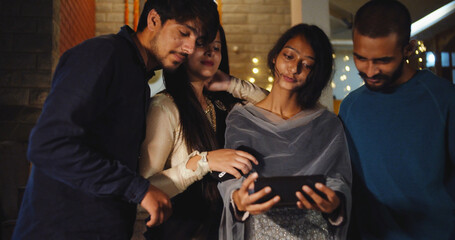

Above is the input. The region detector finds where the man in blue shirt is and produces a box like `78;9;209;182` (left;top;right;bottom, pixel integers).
12;0;219;239
339;1;455;239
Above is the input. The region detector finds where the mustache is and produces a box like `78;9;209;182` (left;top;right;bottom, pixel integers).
358;71;389;80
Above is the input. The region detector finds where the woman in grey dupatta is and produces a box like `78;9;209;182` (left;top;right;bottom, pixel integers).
218;24;352;240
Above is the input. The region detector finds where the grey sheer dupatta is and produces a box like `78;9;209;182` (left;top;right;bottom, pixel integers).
218;103;352;240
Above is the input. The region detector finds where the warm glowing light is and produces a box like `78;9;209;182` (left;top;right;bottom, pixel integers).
340;74;347;81
419;45;427;52
415;50;419;55
268;76;274;82
406;59;410;64
249;78;255;83
418;58;423;62
343;55;349;62
346;85;351;91
252;58;259;64
345;66;350;72
331;82;336;88
332;53;336;59
266;84;273;91
252;68;259;74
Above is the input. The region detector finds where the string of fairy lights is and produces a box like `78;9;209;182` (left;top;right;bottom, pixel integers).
247;57;275;92
238;41;435;99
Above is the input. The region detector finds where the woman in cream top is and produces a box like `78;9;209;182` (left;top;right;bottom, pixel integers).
139;26;267;240
140;77;266;198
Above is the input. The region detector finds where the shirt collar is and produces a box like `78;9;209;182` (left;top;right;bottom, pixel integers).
118;25;155;79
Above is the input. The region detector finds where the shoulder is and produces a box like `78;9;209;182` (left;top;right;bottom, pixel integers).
226;104;249;120
340;86;367;107
416;70;455;97
64;34;117;58
225;104;256;130
318;109;344;130
338;85;367;119
149;93;179;119
151;93;177;109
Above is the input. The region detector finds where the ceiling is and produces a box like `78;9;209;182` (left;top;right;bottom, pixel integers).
329;0;455;42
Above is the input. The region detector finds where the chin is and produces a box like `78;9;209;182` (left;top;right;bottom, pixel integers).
162;61;181;71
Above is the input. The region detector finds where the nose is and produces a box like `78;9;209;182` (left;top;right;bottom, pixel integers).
204;47;213;57
365;61;379;78
289;61;302;75
181;39;195;55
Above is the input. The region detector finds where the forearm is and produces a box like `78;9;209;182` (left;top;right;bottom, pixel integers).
227;76;268;104
150;151;210;197
28;115;150;204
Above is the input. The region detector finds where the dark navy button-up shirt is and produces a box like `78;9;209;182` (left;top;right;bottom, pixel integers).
13;26;153;239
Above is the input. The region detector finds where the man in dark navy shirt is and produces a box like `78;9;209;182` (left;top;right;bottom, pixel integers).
12;0;219;239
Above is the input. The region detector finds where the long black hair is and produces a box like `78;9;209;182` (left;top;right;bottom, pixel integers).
161;25;230;239
163;26;231;153
267;23;334;109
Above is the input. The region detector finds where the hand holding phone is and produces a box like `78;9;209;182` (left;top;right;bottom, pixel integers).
232;172;280;215
253;175;327;207
297;182;340;214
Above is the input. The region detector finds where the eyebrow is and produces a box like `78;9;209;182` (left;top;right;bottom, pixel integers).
353;52;394;61
183;24;199;35
284;46;315;60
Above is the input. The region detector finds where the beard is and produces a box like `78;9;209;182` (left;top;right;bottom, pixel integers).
359;59;405;92
149;32;185;72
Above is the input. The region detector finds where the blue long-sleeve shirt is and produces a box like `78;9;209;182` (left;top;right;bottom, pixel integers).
13;26;153;239
339;70;455;240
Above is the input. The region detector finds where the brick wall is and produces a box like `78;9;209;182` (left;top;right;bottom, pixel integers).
222;0;291;88
60;0;95;54
0;1;54;237
96;0;136;36
0;0;54;142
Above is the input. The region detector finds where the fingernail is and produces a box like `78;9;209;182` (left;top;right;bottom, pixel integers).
252;172;258;177
265;187;271;193
315;183;323;188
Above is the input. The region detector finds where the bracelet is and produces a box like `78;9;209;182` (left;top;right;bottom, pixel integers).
193;151;212;172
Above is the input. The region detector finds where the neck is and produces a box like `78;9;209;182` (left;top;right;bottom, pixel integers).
189;76;207;108
133;31;159;71
256;86;301;119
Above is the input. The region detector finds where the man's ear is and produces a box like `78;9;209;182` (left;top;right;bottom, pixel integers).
404;39;417;58
147;9;161;32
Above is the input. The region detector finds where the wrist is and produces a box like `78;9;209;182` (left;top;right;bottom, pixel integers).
226;76;237;93
196;151;211;173
186;151;211;173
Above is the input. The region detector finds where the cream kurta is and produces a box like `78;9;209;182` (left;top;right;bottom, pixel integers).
139;78;267;198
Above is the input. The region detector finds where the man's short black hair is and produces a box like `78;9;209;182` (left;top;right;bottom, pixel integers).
267;24;334;109
354;0;411;48
137;0;220;43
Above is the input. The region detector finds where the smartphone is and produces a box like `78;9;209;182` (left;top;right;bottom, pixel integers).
253;175;327;207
